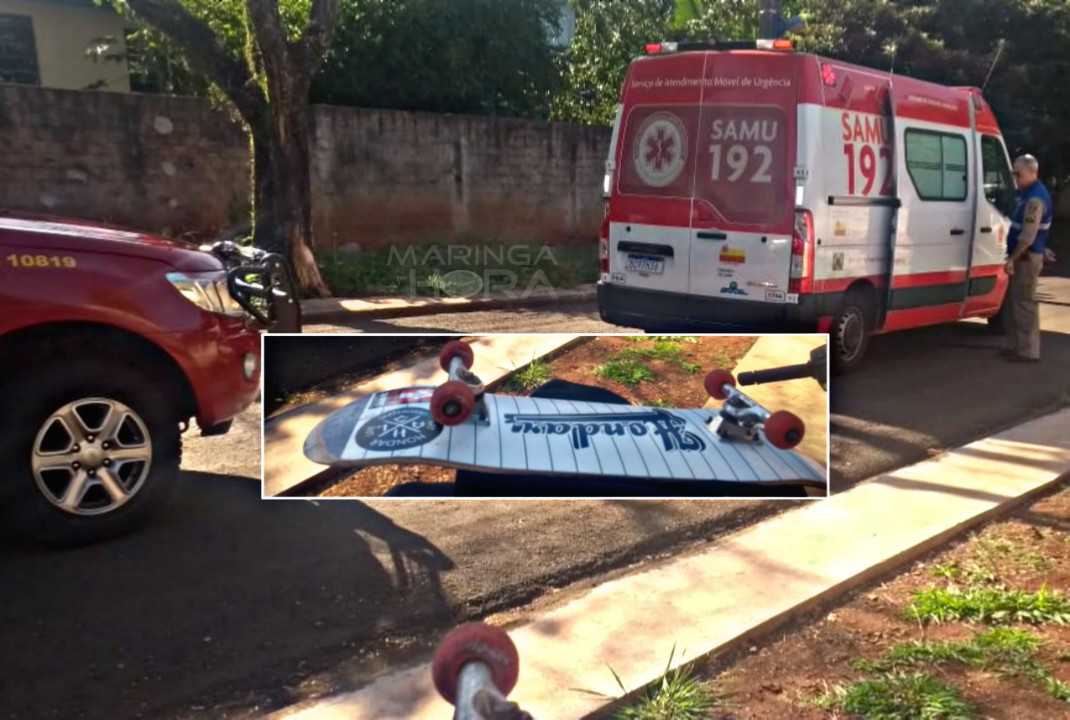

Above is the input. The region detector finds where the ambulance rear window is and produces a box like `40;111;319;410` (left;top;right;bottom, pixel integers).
616;104;790;226
617;105;698;199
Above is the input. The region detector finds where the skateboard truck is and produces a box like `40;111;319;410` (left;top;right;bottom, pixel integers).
432;622;530;720
704;369;806;450
432;341;490;427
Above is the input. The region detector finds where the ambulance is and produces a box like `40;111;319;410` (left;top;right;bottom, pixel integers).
596;38;1019;372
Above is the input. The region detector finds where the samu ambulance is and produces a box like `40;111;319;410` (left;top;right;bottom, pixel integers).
597;38;1019;372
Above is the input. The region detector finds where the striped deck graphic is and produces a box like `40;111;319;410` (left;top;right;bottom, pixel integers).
303;387;826;486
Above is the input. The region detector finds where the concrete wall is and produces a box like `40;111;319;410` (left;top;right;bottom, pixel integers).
0;0;131;92
0;84;611;248
0;85;249;236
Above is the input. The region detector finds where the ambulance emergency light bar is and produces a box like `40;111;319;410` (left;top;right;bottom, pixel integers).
645;38;793;54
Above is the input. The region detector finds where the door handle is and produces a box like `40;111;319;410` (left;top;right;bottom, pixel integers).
697;231;728;241
950;228;966;236
980;227;993;234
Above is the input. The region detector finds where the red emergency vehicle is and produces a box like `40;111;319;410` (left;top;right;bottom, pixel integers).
597;38;1018;372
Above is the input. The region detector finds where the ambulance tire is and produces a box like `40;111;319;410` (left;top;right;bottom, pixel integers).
830;288;875;375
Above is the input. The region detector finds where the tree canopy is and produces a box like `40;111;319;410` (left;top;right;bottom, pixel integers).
114;1;1070;189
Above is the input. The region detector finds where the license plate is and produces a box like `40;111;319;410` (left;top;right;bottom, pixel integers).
626;254;664;275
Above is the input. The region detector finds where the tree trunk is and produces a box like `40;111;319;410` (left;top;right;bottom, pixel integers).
249;98;331;298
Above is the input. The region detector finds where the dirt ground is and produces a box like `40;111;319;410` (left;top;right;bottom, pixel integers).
309;335;759;496
696;483;1070;719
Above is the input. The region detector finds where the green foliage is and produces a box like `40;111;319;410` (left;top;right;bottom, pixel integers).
550;0;673;125
853;628;1070;705
598;359;656;387
815;672;978;720
312;0;563;118
608;341;700;373
906;583;1070;625
505;355;554;391
854;628;1043;674
610;644;720;720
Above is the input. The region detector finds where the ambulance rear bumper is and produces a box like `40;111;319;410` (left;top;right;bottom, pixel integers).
597;283;824;332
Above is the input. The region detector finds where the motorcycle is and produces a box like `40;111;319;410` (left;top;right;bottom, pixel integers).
201;240;303;333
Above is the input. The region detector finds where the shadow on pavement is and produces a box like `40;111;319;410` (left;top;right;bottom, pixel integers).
830;319;1070;491
0;472;454;720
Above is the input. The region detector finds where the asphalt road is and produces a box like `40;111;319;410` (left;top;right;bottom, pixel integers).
3;260;1068;719
0;418;788;718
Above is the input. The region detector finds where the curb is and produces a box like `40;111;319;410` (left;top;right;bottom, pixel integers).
301;285;598;323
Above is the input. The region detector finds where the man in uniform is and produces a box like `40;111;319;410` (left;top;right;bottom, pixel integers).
1001;154;1054;363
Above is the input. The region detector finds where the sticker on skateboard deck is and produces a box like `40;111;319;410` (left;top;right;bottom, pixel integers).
303;341;827;487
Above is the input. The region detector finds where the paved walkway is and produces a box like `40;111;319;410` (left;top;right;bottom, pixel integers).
268;406;1070;719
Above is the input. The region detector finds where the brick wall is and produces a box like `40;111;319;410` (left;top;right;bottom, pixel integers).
0;84;611;248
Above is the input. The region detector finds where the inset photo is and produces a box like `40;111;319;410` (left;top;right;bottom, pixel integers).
262;334;829;499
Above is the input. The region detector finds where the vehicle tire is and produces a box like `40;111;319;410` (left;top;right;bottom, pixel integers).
0;356;183;548
830;287;876;375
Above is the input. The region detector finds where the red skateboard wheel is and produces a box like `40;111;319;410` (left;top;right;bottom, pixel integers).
431;381;475;426
440;341;475;372
704;369;736;401
432;622;520;705
764;410;805;450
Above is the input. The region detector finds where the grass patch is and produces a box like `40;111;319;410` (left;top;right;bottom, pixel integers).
906;584;1070;626
315;239;598;297
855;628;1042;674
608;342;702;374
815;672;977;720
849;628;1070;706
598;360;656;387
974;537;1052;572
504;356;554;392
607;646;720;720
624;336;700;344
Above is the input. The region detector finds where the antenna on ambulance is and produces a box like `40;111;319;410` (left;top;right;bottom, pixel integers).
982;39;1006;92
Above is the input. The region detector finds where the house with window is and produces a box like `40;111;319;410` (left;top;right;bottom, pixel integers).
0;0;131;91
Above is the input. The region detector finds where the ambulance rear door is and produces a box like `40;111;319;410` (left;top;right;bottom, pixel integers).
688;51;798;304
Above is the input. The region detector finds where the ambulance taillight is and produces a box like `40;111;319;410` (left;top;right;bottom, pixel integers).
599;215;610;274
790;209;815;294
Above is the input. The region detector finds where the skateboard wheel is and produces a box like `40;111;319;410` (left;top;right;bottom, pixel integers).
704;369;736;401
432;622;520;705
764;410;805;450
431;381;475;426
440;341;475;372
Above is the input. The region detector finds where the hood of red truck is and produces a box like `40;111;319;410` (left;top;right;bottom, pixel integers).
0;214;222;272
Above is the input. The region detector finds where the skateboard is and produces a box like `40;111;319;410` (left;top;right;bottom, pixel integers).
302;341;826;488
432;622;527;720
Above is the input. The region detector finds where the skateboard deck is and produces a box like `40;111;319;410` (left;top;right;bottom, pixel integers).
303;386;826;487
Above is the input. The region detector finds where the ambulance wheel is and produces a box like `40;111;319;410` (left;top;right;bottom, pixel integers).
764;411;805;450
432;622;520;705
831;288;875;375
439;341;475;372
704;370;736;401
431;381;475;426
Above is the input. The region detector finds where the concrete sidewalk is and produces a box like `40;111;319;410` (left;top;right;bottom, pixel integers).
268;406;1070;720
302;285;597;323
262;336;583;496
